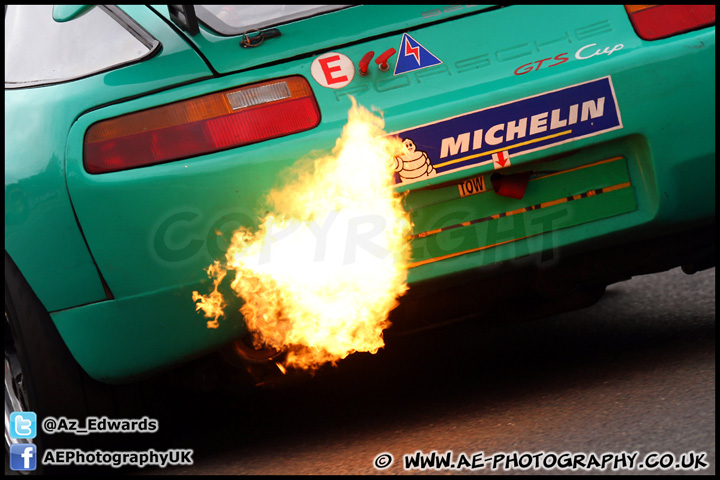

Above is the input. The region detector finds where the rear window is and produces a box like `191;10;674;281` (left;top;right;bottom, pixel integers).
195;5;352;35
5;5;158;88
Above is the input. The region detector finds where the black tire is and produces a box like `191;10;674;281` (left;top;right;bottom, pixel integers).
4;252;128;473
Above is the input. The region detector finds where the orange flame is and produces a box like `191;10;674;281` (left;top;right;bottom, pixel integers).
191;261;226;329
193;100;412;371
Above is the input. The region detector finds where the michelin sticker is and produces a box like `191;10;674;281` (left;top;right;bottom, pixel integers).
389;76;623;186
391;138;437;184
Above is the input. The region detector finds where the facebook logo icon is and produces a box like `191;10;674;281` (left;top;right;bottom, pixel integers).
10;443;37;471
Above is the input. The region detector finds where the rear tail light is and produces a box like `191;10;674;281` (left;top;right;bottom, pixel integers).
625;5;715;41
84;76;320;174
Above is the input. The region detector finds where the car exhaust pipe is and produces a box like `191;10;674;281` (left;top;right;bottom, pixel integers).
220;335;290;387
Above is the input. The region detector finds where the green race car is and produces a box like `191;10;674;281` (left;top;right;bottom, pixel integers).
5;4;715;456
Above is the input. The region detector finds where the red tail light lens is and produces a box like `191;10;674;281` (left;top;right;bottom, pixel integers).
625;5;715;41
84;76;321;174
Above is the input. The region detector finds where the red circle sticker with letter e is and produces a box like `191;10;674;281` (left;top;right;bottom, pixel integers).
311;52;354;89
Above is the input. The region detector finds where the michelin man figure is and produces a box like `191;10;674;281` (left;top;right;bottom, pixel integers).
392;138;436;184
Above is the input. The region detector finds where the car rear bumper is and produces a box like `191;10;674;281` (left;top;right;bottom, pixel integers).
54;6;715;382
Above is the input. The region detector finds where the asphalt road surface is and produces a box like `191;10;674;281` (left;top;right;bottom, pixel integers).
6;266;714;475
139;266;714;475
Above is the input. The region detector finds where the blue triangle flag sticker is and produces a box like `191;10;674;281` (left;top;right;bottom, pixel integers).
393;33;443;75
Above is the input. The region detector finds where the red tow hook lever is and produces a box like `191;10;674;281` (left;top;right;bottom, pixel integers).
491;172;531;199
375;48;396;71
359;51;374;76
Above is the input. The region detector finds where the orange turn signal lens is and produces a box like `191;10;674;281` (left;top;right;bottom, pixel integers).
84;76;320;174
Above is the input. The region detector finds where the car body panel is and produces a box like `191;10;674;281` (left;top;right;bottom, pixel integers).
5;5;213;311
6;5;714;382
51;282;245;382
151;5;496;74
